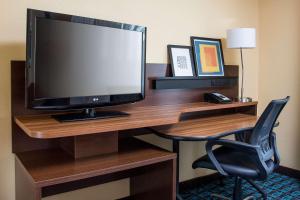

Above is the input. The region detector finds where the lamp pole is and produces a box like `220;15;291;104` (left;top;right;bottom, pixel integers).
240;48;244;101
227;28;255;103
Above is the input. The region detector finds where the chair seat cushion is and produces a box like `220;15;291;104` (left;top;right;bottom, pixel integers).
192;146;275;179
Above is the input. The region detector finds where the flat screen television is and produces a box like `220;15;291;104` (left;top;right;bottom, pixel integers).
26;9;146;121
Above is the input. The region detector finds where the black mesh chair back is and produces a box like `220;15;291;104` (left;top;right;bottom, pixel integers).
249;96;290;161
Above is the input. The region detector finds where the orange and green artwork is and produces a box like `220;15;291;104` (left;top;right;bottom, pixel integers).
192;37;224;76
200;44;220;73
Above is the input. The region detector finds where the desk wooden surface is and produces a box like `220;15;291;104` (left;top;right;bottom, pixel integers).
15;102;257;139
150;113;257;141
179;101;257;113
11;61;242;200
15;105;181;139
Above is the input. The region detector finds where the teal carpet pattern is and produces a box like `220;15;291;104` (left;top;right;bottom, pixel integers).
180;173;300;200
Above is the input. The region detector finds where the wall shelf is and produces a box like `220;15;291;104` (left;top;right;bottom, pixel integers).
152;76;238;90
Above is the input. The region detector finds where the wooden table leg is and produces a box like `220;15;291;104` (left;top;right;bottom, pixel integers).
15;157;41;200
172;140;183;200
130;160;176;200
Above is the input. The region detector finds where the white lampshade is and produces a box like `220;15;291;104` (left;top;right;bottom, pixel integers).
227;28;256;49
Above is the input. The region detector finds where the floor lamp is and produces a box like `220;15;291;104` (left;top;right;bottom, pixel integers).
227;28;256;102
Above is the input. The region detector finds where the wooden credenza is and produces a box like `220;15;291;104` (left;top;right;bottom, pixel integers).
12;61;257;200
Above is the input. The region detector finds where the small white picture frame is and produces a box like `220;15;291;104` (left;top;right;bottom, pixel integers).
168;45;195;77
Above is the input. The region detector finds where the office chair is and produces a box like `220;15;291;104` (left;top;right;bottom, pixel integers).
192;97;290;200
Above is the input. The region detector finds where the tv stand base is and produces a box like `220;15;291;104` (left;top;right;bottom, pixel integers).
59;131;118;159
52;108;129;122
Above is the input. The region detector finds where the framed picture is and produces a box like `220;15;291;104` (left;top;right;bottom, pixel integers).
190;37;224;76
167;45;195;77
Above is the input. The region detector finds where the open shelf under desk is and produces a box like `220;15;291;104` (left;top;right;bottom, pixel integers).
14;101;257;139
150;113;258;141
15;138;176;187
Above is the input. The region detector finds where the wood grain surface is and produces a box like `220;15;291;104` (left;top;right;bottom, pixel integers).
151;113;257;140
15;102;257;139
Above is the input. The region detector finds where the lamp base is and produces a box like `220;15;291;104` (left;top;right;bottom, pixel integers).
237;97;253;103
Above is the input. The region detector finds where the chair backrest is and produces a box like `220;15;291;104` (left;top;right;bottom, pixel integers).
249;96;290;161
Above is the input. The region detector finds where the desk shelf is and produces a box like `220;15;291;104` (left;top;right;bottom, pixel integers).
179;101;257;113
16;138;176;187
150;113;257;141
152;76;238;90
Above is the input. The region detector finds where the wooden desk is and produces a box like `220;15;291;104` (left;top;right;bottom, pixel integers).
14;102;257;200
11;61;248;200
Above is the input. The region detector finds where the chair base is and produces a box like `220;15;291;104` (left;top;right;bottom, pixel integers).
210;176;267;200
176;193;184;200
211;193;254;200
245;178;267;200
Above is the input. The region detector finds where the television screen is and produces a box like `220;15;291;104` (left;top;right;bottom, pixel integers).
26;9;146;110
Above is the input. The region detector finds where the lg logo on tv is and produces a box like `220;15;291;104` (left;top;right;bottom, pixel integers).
92;97;99;102
91;96;110;103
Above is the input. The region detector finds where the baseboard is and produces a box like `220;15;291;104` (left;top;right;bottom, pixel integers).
117;173;221;200
275;165;300;179
117;197;132;200
178;166;300;192
178;166;300;188
118;166;299;200
179;173;221;191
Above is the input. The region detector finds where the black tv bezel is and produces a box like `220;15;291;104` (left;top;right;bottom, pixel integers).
26;9;146;110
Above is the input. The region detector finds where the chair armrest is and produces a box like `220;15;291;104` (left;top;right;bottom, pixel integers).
206;139;268;177
207;139;260;153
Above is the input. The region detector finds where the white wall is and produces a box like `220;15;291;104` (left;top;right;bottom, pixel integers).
258;0;300;169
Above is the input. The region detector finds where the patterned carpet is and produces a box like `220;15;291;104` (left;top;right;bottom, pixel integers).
180;173;300;200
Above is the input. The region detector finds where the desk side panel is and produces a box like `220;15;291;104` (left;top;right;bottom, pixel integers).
15;157;41;200
11;61;59;153
130;159;176;200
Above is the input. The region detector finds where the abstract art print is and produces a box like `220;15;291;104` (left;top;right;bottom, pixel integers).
167;45;195;77
191;37;224;76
